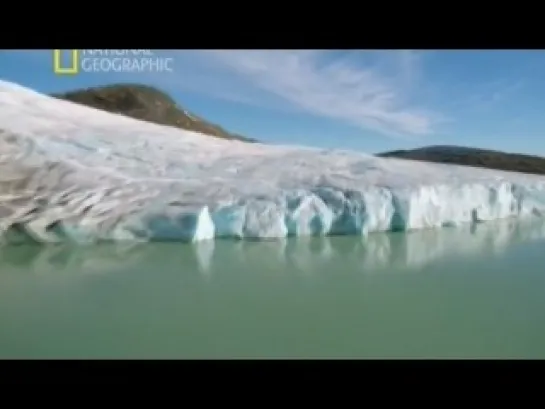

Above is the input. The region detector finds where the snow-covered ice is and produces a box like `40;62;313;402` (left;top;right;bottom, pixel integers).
2;80;545;244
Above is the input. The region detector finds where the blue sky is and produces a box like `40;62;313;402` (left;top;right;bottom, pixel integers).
1;50;545;155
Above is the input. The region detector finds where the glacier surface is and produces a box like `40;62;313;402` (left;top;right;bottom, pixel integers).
2;80;545;244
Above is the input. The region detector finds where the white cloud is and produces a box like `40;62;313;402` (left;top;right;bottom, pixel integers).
193;50;438;137
6;50;442;138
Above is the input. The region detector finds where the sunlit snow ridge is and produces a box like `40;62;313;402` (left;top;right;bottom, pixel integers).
1;80;545;244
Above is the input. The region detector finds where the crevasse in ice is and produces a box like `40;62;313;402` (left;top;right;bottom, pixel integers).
1;80;545;243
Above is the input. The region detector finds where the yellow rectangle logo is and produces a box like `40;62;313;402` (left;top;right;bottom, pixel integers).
53;50;79;75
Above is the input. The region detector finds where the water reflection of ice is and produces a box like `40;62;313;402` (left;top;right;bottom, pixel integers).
1;217;545;278
208;217;545;276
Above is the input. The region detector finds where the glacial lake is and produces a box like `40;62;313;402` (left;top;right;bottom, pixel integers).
1;217;545;359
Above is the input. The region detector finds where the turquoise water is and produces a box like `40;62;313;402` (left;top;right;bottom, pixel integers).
1;218;545;358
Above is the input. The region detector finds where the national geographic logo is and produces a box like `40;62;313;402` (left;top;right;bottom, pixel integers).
53;50;174;75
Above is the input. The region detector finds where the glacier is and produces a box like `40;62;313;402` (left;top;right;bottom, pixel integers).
2;79;545;244
2;218;545;276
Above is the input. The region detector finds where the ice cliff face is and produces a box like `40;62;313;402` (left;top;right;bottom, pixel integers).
3;218;544;276
1;80;545;244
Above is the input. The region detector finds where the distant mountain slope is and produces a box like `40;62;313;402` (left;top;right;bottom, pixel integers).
377;145;545;176
52;84;257;143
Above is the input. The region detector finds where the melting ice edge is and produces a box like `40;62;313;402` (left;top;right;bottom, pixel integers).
2;80;545;244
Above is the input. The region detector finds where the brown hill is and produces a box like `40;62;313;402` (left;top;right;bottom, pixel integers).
52;84;256;143
378;145;545;175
